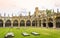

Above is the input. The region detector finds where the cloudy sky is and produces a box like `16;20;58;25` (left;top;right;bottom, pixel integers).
0;0;60;16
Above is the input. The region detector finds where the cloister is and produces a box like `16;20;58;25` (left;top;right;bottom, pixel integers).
0;7;60;28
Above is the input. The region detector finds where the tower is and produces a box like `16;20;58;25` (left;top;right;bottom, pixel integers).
53;9;54;13
12;13;13;17
34;7;40;17
52;9;55;14
4;13;6;20
28;12;31;18
8;14;9;18
4;13;6;17
57;9;59;13
0;13;1;16
19;13;22;18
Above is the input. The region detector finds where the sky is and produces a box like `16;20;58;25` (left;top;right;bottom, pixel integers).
0;0;60;16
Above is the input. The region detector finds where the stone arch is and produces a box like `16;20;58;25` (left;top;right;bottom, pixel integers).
32;20;35;26
13;20;18;27
48;22;53;28
20;20;25;26
43;23;46;27
56;17;60;28
5;20;11;27
32;20;37;26
43;19;46;23
26;20;31;26
48;18;53;22
43;19;46;27
0;19;3;27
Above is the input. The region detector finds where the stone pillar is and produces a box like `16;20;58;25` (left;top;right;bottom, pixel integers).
53;18;56;28
25;21;26;27
41;19;43;27
31;21;32;27
19;21;21;27
37;20;39;27
19;22;20;27
3;21;5;28
35;20;37;27
46;19;48;28
46;23;48;28
11;21;13;28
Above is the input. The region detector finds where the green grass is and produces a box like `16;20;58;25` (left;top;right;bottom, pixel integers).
0;27;60;38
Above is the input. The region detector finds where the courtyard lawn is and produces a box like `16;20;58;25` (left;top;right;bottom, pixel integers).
0;27;60;38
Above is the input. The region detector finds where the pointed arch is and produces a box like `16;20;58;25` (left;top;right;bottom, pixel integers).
0;19;3;27
48;22;53;28
26;20;31;26
20;20;25;26
32;20;37;26
13;20;18;27
56;17;60;28
5;20;11;27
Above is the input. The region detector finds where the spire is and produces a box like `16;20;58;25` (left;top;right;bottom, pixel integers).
4;13;6;17
53;9;54;13
8;14;9;17
12;13;13;17
34;7;39;17
19;13;22;17
28;12;31;18
0;13;1;16
57;9;59;13
35;7;39;11
29;12;30;16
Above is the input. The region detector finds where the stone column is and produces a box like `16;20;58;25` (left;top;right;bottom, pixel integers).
25;21;26;27
31;21;32;27
19;21;21;27
53;18;56;28
37;20;39;27
41;19;43;28
46;23;48;28
11;21;13;28
35;20;37;27
46;19;48;28
3;21;5;28
18;21;20;27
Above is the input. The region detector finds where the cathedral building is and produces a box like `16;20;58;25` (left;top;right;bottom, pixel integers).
0;7;60;28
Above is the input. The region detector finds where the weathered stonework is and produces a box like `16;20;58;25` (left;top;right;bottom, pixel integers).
0;7;60;28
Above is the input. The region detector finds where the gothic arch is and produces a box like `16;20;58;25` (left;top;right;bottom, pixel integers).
26;20;31;26
13;20;18;27
43;23;46;27
0;19;3;27
5;20;11;27
48;18;53;22
32;20;37;26
43;19;46;27
20;20;25;26
48;22;53;28
43;19;46;22
56;17;60;28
